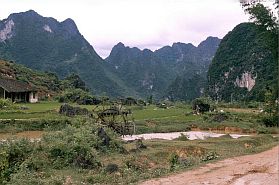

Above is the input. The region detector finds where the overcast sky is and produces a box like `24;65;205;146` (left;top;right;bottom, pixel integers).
0;0;251;58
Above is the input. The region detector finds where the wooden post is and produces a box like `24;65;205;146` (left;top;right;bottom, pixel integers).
3;90;5;99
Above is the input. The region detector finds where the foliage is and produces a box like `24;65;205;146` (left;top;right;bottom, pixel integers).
240;0;278;33
207;22;278;102
167;74;207;101
0;99;17;110
105;37;220;99
0;118;71;133
0;121;125;184
0;10;125;97
208;1;278;102
0;139;34;183
105;163;119;173
169;153;179;170
260;90;279;127
175;133;189;141
192;97;213;113
57;88;99;104
200;151;219;161
0;60;93;100
60;74;87;91
245;3;278;33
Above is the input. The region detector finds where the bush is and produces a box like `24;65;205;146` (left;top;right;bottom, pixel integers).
105;163;119;173
57;88;100;105
0;121;125;184
0;119;71;132
59;104;89;117
200;151;219;161
169;153;179;170
0;99;18;110
192;97;213;114
261;114;279;127
175;133;189;141
0;139;34;183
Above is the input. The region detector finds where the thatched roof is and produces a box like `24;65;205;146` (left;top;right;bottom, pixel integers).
0;78;36;92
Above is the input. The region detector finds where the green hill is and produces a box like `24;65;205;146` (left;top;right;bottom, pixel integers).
207;23;278;101
0;10;125;97
0;59;60;96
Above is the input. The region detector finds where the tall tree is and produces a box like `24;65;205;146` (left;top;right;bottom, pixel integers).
240;0;278;33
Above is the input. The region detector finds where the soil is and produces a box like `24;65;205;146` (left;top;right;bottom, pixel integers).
140;146;279;185
0;131;44;140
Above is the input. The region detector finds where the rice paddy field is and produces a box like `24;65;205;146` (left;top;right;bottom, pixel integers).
0;101;278;184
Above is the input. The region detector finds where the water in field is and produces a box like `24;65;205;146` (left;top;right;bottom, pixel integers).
122;131;250;141
0;130;250;142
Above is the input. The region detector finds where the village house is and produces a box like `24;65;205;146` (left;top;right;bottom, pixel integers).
0;78;38;103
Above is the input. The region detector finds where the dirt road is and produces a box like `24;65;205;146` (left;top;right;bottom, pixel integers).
141;146;279;185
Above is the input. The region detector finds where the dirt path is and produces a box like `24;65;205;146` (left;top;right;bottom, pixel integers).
141;146;279;185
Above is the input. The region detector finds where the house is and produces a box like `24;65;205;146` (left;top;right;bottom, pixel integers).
0;78;38;103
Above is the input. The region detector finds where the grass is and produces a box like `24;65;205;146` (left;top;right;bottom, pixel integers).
31;134;278;184
0;101;278;134
0;101;278;184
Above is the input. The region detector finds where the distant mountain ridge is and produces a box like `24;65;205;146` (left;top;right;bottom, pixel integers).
106;37;221;99
0;10;221;99
0;10;126;97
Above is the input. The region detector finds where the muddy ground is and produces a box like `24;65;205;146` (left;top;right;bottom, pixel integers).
141;145;279;185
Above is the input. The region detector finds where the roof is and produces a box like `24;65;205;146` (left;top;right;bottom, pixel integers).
0;78;36;92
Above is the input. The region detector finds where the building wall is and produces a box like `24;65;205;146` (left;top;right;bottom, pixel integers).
29;92;38;103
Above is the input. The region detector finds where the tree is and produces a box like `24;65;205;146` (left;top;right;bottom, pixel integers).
240;0;278;33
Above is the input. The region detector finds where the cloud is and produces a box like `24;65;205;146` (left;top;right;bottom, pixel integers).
0;0;250;58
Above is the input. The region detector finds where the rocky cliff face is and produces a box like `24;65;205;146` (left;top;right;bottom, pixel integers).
207;23;278;101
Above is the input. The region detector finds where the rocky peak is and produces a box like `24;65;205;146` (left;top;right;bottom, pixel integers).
198;36;221;49
61;18;79;36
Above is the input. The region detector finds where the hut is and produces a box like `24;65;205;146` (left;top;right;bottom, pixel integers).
0;78;38;103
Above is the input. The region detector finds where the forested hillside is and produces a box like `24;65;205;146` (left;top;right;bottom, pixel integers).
207;3;278;102
106;37;220;100
0;10;220;100
0;10;126;97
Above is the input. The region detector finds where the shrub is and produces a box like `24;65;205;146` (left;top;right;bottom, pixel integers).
169;153;179;170
200;151;219;161
175;133;189;141
0;119;71;132
105;163;119;173
0;139;34;183
192;97;213;114
57;88;100;105
0;99;18;110
0;120;126;184
261;114;279;127
59;103;89;117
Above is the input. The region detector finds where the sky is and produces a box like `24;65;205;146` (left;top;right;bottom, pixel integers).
0;0;252;58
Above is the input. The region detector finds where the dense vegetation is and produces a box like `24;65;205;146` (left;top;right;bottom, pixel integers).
106;37;220;100
0;101;278;184
0;10;124;97
207;3;278;102
0;2;278;184
0;10;220;99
